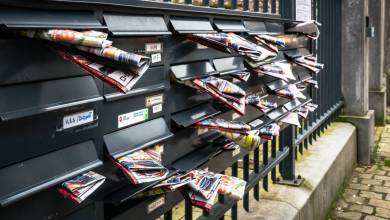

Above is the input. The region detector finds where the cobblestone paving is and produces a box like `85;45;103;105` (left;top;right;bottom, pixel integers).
329;125;390;220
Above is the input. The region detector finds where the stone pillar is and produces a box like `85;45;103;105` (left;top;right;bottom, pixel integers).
368;0;386;125
385;2;390;106
339;0;374;165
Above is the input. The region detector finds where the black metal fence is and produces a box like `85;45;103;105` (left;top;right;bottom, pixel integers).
0;0;343;219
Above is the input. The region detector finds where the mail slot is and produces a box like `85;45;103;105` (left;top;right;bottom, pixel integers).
0;76;102;169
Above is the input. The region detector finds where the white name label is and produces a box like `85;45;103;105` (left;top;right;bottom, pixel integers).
152;104;162;114
151;53;162;63
145;43;163;53
232;113;240;120
147;196;165;214
146;94;163;107
118;109;149;128
249;119;264;128
63;110;94;129
232;147;241;157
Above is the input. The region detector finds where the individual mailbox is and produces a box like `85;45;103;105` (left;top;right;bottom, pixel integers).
101;66;166;134
0;76;102;169
0;140;102;207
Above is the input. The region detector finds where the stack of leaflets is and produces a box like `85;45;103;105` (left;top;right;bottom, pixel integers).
19;29;150;94
275;84;306;100
254;62;295;82
258;123;280;140
58;171;106;204
254;34;285;55
286;20;321;40
305;102;318;112
245;94;277;112
222;141;240;151
196;118;251;134
295;106;309;118
219;130;262;151
285;53;324;74
186;170;222;211
280;112;301;128
192;77;246;115
114;150;169;184
218;175;247;200
187;33;276;68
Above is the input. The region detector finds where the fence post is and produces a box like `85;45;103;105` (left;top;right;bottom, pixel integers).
275;125;304;186
280;0;296;19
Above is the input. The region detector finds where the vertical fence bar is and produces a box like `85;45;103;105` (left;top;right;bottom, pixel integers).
254;147;260;200
280;126;295;181
280;0;295;19
263;0;269;12
185;200;192;220
243;155;250;211
164;210;173;220
217;0;224;8
231;163;238;220
254;0;259;12
271;137;277;182
231;0;237;9
185;0;192;5
271;0;276;14
202;0;209;6
263;141;269;191
243;0;249;11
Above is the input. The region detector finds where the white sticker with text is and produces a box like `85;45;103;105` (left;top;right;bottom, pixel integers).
118;109;148;128
63;110;94;129
147;196;165;214
152;104;162;114
145;43;163;53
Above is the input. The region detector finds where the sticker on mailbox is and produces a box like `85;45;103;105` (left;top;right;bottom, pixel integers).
63;110;94;130
147;196;165;214
151;53;162;63
145;43;163;53
146;94;163;107
118;109;149;128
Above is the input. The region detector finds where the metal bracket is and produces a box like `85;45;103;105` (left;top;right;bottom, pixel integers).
274;175;304;187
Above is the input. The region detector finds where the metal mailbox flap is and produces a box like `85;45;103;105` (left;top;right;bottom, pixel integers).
103;118;173;159
103;13;171;36
265;22;285;34
0;140;102;207
0;6;104;29
214;19;247;32
213;56;247;75
0;76;102;122
244;21;268;35
171;103;221;128
170;16;216;34
170;61;217;81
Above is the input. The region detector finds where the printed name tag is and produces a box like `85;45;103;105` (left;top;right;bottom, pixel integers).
147;196;165;214
146;94;163;107
152;104;162;113
249;119;264;128
232;113;240;120
118;109;149;128
63;110;94;129
145;43;163;53
151;53;162;63
232;147;241;157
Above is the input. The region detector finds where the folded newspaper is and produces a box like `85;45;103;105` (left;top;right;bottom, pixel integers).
275;84;306;100
192;77;246;115
58;171;105;203
286;20;321;40
280;112;301;128
114;149;169;184
254;35;285;54
218;175;247;200
57;49;145;93
196;118;251;134
255;62;295;82
21;29;112;48
76;45;150;74
187;33;276;68
229;71;251;82
258;123;280;140
222;141;240;150
305;102;318;112
295;106;309;118
285;54;324;74
245;94;278;112
219;130;262;151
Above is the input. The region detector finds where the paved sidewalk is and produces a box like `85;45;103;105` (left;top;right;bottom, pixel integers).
329;126;390;220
